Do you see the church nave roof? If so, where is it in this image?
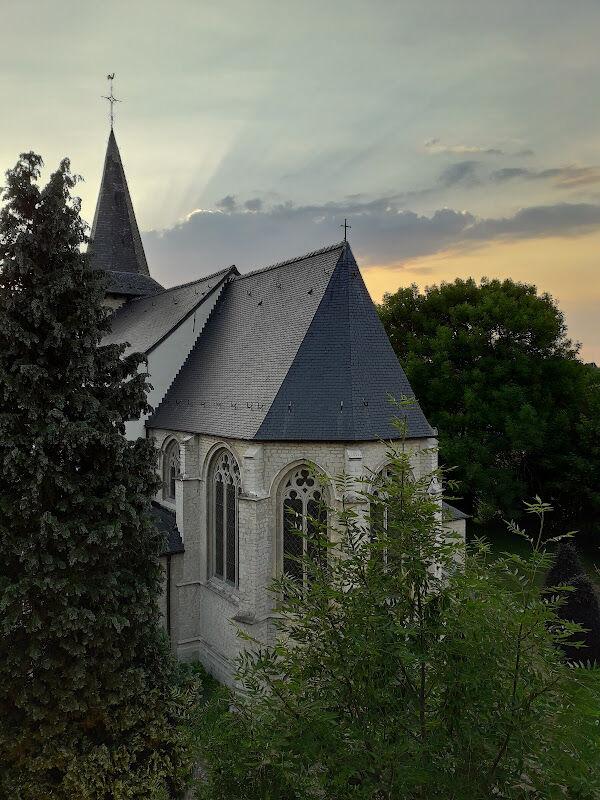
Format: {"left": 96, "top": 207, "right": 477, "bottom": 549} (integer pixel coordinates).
{"left": 103, "top": 266, "right": 237, "bottom": 357}
{"left": 146, "top": 242, "right": 434, "bottom": 442}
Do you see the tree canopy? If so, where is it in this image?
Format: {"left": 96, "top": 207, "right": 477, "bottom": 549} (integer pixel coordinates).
{"left": 0, "top": 153, "right": 193, "bottom": 798}
{"left": 378, "top": 277, "right": 600, "bottom": 528}
{"left": 191, "top": 409, "right": 600, "bottom": 799}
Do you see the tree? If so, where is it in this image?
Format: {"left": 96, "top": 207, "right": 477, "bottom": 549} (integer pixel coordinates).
{"left": 377, "top": 278, "right": 600, "bottom": 527}
{"left": 0, "top": 153, "right": 194, "bottom": 798}
{"left": 544, "top": 542, "right": 585, "bottom": 590}
{"left": 190, "top": 408, "right": 600, "bottom": 799}
{"left": 545, "top": 543, "right": 600, "bottom": 666}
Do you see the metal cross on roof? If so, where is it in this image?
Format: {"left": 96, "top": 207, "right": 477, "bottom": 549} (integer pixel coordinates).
{"left": 102, "top": 73, "right": 121, "bottom": 129}
{"left": 340, "top": 218, "right": 351, "bottom": 241}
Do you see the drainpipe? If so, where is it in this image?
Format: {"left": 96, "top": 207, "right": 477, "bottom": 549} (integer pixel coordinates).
{"left": 166, "top": 553, "right": 171, "bottom": 641}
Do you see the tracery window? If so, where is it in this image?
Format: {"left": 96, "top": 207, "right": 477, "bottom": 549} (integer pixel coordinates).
{"left": 280, "top": 467, "right": 327, "bottom": 588}
{"left": 210, "top": 450, "right": 240, "bottom": 586}
{"left": 163, "top": 440, "right": 180, "bottom": 501}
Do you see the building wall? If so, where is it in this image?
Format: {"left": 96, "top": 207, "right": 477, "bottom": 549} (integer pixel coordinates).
{"left": 150, "top": 428, "right": 444, "bottom": 685}
{"left": 103, "top": 294, "right": 128, "bottom": 311}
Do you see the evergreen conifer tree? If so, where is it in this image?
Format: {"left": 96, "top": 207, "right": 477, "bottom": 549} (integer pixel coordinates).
{"left": 0, "top": 153, "right": 192, "bottom": 799}
{"left": 543, "top": 541, "right": 585, "bottom": 589}
{"left": 557, "top": 573, "right": 600, "bottom": 666}
{"left": 544, "top": 543, "right": 600, "bottom": 666}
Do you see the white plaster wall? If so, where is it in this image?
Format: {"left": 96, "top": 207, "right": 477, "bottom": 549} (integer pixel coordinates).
{"left": 124, "top": 286, "right": 225, "bottom": 440}
{"left": 149, "top": 429, "right": 436, "bottom": 685}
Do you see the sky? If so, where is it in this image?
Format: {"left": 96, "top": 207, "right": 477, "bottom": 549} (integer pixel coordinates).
{"left": 1, "top": 0, "right": 599, "bottom": 362}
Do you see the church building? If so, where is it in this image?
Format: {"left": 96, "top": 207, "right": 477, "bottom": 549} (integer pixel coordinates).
{"left": 90, "top": 130, "right": 467, "bottom": 684}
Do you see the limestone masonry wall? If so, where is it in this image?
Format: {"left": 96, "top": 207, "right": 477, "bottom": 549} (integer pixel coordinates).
{"left": 149, "top": 427, "right": 455, "bottom": 685}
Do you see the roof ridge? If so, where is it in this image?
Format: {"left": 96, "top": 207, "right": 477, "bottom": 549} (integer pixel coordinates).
{"left": 234, "top": 241, "right": 346, "bottom": 281}
{"left": 155, "top": 265, "right": 237, "bottom": 294}
{"left": 121, "top": 266, "right": 237, "bottom": 307}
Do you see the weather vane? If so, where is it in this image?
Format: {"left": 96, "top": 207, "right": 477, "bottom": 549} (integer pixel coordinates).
{"left": 102, "top": 73, "right": 121, "bottom": 129}
{"left": 340, "top": 218, "right": 351, "bottom": 242}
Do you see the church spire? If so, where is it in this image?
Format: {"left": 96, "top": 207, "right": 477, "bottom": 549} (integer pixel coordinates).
{"left": 88, "top": 129, "right": 150, "bottom": 277}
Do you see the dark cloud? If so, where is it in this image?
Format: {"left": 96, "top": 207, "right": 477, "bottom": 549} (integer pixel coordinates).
{"left": 438, "top": 160, "right": 480, "bottom": 187}
{"left": 465, "top": 202, "right": 600, "bottom": 241}
{"left": 143, "top": 197, "right": 600, "bottom": 287}
{"left": 491, "top": 165, "right": 600, "bottom": 189}
{"left": 244, "top": 197, "right": 263, "bottom": 211}
{"left": 216, "top": 194, "right": 237, "bottom": 212}
{"left": 491, "top": 167, "right": 530, "bottom": 182}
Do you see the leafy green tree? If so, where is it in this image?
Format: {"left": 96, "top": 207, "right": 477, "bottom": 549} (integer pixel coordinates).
{"left": 190, "top": 408, "right": 600, "bottom": 799}
{"left": 378, "top": 278, "right": 600, "bottom": 527}
{"left": 0, "top": 153, "right": 194, "bottom": 799}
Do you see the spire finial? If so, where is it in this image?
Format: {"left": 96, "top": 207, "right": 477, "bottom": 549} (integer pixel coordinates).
{"left": 340, "top": 218, "right": 351, "bottom": 242}
{"left": 102, "top": 73, "right": 121, "bottom": 130}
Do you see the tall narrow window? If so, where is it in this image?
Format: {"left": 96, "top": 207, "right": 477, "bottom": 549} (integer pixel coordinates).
{"left": 281, "top": 467, "right": 327, "bottom": 590}
{"left": 163, "top": 440, "right": 180, "bottom": 501}
{"left": 370, "top": 466, "right": 393, "bottom": 563}
{"left": 210, "top": 450, "right": 240, "bottom": 586}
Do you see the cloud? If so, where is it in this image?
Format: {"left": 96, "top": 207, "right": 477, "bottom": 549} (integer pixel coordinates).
{"left": 465, "top": 202, "right": 600, "bottom": 241}
{"left": 438, "top": 160, "right": 480, "bottom": 187}
{"left": 491, "top": 165, "right": 600, "bottom": 189}
{"left": 244, "top": 197, "right": 263, "bottom": 211}
{"left": 425, "top": 138, "right": 504, "bottom": 156}
{"left": 216, "top": 194, "right": 237, "bottom": 212}
{"left": 142, "top": 195, "right": 600, "bottom": 287}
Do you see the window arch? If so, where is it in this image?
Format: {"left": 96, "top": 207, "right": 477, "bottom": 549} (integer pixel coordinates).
{"left": 280, "top": 466, "right": 327, "bottom": 587}
{"left": 210, "top": 449, "right": 241, "bottom": 586}
{"left": 163, "top": 439, "right": 180, "bottom": 501}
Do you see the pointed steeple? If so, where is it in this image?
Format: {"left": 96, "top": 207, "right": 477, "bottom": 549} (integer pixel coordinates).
{"left": 88, "top": 130, "right": 150, "bottom": 277}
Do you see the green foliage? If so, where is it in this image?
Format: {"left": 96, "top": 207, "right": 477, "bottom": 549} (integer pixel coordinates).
{"left": 0, "top": 153, "right": 196, "bottom": 798}
{"left": 377, "top": 277, "right": 600, "bottom": 529}
{"left": 190, "top": 406, "right": 600, "bottom": 799}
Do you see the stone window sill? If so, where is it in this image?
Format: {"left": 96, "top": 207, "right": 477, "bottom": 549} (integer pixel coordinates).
{"left": 206, "top": 578, "right": 240, "bottom": 606}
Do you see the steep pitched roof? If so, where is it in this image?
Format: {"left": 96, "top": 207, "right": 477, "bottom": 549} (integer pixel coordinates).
{"left": 88, "top": 130, "right": 158, "bottom": 293}
{"left": 147, "top": 242, "right": 433, "bottom": 441}
{"left": 103, "top": 266, "right": 237, "bottom": 357}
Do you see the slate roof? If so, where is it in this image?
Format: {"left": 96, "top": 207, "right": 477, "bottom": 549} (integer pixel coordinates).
{"left": 103, "top": 266, "right": 237, "bottom": 357}
{"left": 88, "top": 131, "right": 162, "bottom": 297}
{"left": 150, "top": 502, "right": 184, "bottom": 556}
{"left": 147, "top": 242, "right": 434, "bottom": 441}
{"left": 442, "top": 501, "right": 470, "bottom": 521}
{"left": 104, "top": 271, "right": 164, "bottom": 298}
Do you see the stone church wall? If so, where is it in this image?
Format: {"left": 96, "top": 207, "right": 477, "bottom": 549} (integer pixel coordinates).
{"left": 149, "top": 427, "right": 442, "bottom": 685}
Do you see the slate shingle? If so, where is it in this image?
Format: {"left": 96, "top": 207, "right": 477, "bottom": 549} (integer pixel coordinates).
{"left": 442, "top": 501, "right": 470, "bottom": 521}
{"left": 150, "top": 503, "right": 184, "bottom": 555}
{"left": 88, "top": 130, "right": 150, "bottom": 277}
{"left": 103, "top": 266, "right": 237, "bottom": 356}
{"left": 147, "top": 242, "right": 434, "bottom": 441}
{"left": 256, "top": 244, "right": 433, "bottom": 440}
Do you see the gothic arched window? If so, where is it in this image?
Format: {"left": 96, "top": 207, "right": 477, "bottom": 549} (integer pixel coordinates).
{"left": 210, "top": 450, "right": 241, "bottom": 586}
{"left": 163, "top": 440, "right": 180, "bottom": 501}
{"left": 280, "top": 467, "right": 327, "bottom": 588}
{"left": 370, "top": 465, "right": 393, "bottom": 537}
